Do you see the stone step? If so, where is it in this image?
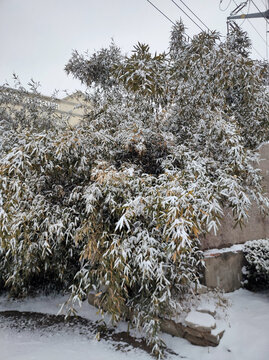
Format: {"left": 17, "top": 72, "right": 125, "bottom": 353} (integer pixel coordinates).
{"left": 88, "top": 292, "right": 225, "bottom": 347}
{"left": 185, "top": 310, "right": 216, "bottom": 331}
{"left": 196, "top": 304, "right": 216, "bottom": 317}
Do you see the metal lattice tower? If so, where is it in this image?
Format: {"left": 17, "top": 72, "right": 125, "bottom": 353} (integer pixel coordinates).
{"left": 227, "top": 1, "right": 269, "bottom": 60}
{"left": 228, "top": 1, "right": 269, "bottom": 20}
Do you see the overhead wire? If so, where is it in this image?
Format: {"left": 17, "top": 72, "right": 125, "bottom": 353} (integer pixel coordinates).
{"left": 251, "top": 43, "right": 265, "bottom": 58}
{"left": 246, "top": 15, "right": 268, "bottom": 45}
{"left": 238, "top": 0, "right": 251, "bottom": 26}
{"left": 219, "top": 0, "right": 232, "bottom": 11}
{"left": 250, "top": 0, "right": 269, "bottom": 24}
{"left": 146, "top": 0, "right": 266, "bottom": 59}
{"left": 233, "top": 0, "right": 268, "bottom": 45}
{"left": 175, "top": 0, "right": 211, "bottom": 32}
{"left": 170, "top": 0, "right": 204, "bottom": 32}
{"left": 145, "top": 0, "right": 191, "bottom": 41}
{"left": 232, "top": 0, "right": 267, "bottom": 57}
{"left": 145, "top": 0, "right": 176, "bottom": 26}
{"left": 263, "top": 0, "right": 269, "bottom": 61}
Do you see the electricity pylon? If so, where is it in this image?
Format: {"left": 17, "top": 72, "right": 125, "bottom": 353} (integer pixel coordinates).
{"left": 226, "top": 0, "right": 269, "bottom": 60}
{"left": 227, "top": 0, "right": 269, "bottom": 20}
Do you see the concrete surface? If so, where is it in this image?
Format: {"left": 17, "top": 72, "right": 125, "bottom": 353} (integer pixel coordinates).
{"left": 203, "top": 250, "right": 246, "bottom": 292}
{"left": 202, "top": 142, "right": 269, "bottom": 250}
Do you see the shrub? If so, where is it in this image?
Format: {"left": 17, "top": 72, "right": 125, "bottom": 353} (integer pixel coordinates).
{"left": 0, "top": 129, "right": 91, "bottom": 296}
{"left": 243, "top": 239, "right": 269, "bottom": 290}
{"left": 1, "top": 22, "right": 269, "bottom": 358}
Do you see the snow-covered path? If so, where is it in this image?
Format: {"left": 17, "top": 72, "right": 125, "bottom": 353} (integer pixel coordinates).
{"left": 0, "top": 289, "right": 268, "bottom": 360}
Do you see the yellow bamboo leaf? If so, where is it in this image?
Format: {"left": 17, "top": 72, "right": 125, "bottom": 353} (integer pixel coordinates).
{"left": 193, "top": 227, "right": 200, "bottom": 237}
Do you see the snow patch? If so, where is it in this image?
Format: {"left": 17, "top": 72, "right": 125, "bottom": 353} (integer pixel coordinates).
{"left": 197, "top": 303, "right": 216, "bottom": 317}
{"left": 204, "top": 244, "right": 244, "bottom": 257}
{"left": 185, "top": 310, "right": 216, "bottom": 331}
{"left": 1, "top": 289, "right": 269, "bottom": 359}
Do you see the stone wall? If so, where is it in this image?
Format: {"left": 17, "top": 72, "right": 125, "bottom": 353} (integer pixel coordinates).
{"left": 201, "top": 142, "right": 269, "bottom": 250}
{"left": 203, "top": 246, "right": 245, "bottom": 292}
{"left": 88, "top": 292, "right": 225, "bottom": 347}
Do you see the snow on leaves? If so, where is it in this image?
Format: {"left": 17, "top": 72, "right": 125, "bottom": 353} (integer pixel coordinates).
{"left": 0, "top": 22, "right": 269, "bottom": 358}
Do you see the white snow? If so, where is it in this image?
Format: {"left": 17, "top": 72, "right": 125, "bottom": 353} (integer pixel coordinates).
{"left": 185, "top": 310, "right": 216, "bottom": 330}
{"left": 0, "top": 294, "right": 145, "bottom": 360}
{"left": 204, "top": 244, "right": 244, "bottom": 257}
{"left": 0, "top": 330, "right": 144, "bottom": 360}
{"left": 163, "top": 289, "right": 269, "bottom": 359}
{"left": 0, "top": 289, "right": 269, "bottom": 360}
{"left": 197, "top": 303, "right": 216, "bottom": 316}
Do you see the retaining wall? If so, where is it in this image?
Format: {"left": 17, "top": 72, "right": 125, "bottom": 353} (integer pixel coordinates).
{"left": 201, "top": 142, "right": 269, "bottom": 250}
{"left": 203, "top": 246, "right": 245, "bottom": 292}
{"left": 201, "top": 143, "right": 269, "bottom": 292}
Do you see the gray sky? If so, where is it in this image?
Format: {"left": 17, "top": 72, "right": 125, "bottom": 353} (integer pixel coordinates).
{"left": 0, "top": 0, "right": 268, "bottom": 97}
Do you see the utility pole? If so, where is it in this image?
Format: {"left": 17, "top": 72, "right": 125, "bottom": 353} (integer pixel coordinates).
{"left": 227, "top": 0, "right": 269, "bottom": 20}
{"left": 226, "top": 1, "right": 269, "bottom": 60}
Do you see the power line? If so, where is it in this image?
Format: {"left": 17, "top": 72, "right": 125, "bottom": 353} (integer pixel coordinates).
{"left": 251, "top": 43, "right": 265, "bottom": 58}
{"left": 264, "top": 0, "right": 269, "bottom": 61}
{"left": 232, "top": 0, "right": 267, "bottom": 56}
{"left": 170, "top": 0, "right": 204, "bottom": 32}
{"left": 176, "top": 0, "right": 211, "bottom": 32}
{"left": 146, "top": 0, "right": 176, "bottom": 26}
{"left": 219, "top": 0, "right": 232, "bottom": 12}
{"left": 250, "top": 0, "right": 269, "bottom": 24}
{"left": 230, "top": 0, "right": 251, "bottom": 26}
{"left": 249, "top": 0, "right": 268, "bottom": 60}
{"left": 240, "top": 0, "right": 251, "bottom": 26}
{"left": 145, "top": 0, "right": 191, "bottom": 41}
{"left": 246, "top": 14, "right": 268, "bottom": 45}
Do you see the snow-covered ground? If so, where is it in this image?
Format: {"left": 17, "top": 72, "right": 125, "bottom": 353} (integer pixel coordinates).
{"left": 0, "top": 288, "right": 268, "bottom": 360}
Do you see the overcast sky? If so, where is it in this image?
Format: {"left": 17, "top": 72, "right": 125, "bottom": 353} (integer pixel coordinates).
{"left": 0, "top": 0, "right": 268, "bottom": 97}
